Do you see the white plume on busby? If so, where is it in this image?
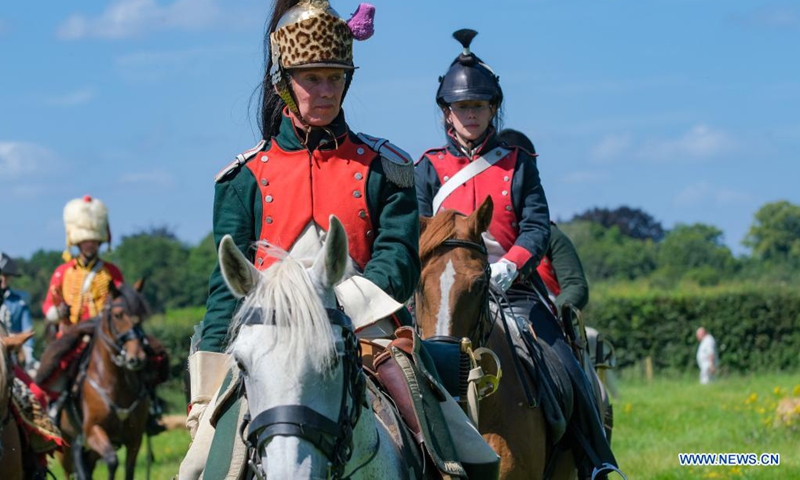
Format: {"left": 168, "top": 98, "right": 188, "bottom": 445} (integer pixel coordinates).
{"left": 63, "top": 195, "right": 110, "bottom": 248}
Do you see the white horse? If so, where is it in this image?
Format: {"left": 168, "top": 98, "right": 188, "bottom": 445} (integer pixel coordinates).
{"left": 218, "top": 216, "right": 409, "bottom": 479}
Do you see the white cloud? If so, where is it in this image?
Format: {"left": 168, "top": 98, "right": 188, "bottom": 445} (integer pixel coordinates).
{"left": 57, "top": 0, "right": 223, "bottom": 40}
{"left": 561, "top": 171, "right": 610, "bottom": 185}
{"left": 734, "top": 6, "right": 800, "bottom": 29}
{"left": 119, "top": 169, "right": 175, "bottom": 188}
{"left": 639, "top": 124, "right": 735, "bottom": 161}
{"left": 590, "top": 124, "right": 735, "bottom": 164}
{"left": 115, "top": 46, "right": 244, "bottom": 82}
{"left": 591, "top": 133, "right": 633, "bottom": 163}
{"left": 9, "top": 184, "right": 49, "bottom": 199}
{"left": 0, "top": 141, "right": 60, "bottom": 179}
{"left": 674, "top": 181, "right": 752, "bottom": 208}
{"left": 44, "top": 88, "right": 96, "bottom": 107}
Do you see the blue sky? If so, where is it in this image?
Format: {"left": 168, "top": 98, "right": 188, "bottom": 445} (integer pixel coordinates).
{"left": 2, "top": 0, "right": 799, "bottom": 258}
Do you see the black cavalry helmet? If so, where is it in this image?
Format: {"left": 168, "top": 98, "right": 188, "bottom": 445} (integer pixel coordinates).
{"left": 0, "top": 252, "right": 20, "bottom": 276}
{"left": 436, "top": 29, "right": 503, "bottom": 106}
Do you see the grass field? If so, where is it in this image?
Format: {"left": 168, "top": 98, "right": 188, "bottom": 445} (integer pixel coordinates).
{"left": 45, "top": 372, "right": 799, "bottom": 479}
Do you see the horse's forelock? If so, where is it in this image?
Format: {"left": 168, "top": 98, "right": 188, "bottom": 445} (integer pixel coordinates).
{"left": 117, "top": 283, "right": 150, "bottom": 318}
{"left": 419, "top": 210, "right": 465, "bottom": 262}
{"left": 229, "top": 254, "right": 336, "bottom": 374}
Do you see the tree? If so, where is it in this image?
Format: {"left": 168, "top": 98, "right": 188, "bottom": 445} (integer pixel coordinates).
{"left": 657, "top": 223, "right": 736, "bottom": 285}
{"left": 109, "top": 226, "right": 191, "bottom": 312}
{"left": 14, "top": 249, "right": 64, "bottom": 317}
{"left": 185, "top": 233, "right": 217, "bottom": 306}
{"left": 570, "top": 206, "right": 665, "bottom": 242}
{"left": 560, "top": 220, "right": 658, "bottom": 282}
{"left": 744, "top": 201, "right": 800, "bottom": 263}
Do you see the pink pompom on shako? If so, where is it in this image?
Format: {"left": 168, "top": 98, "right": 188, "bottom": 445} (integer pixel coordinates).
{"left": 347, "top": 3, "right": 375, "bottom": 41}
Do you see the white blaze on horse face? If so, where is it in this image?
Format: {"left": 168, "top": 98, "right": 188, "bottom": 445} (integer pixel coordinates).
{"left": 436, "top": 260, "right": 457, "bottom": 336}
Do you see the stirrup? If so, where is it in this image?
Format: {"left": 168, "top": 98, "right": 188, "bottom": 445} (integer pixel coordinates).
{"left": 591, "top": 463, "right": 627, "bottom": 480}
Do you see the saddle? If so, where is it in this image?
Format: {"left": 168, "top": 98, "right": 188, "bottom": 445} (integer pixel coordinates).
{"left": 10, "top": 371, "right": 66, "bottom": 454}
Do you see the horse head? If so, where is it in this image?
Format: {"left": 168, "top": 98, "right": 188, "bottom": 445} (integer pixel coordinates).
{"left": 0, "top": 330, "right": 34, "bottom": 422}
{"left": 416, "top": 196, "right": 493, "bottom": 343}
{"left": 220, "top": 215, "right": 368, "bottom": 479}
{"left": 99, "top": 280, "right": 149, "bottom": 371}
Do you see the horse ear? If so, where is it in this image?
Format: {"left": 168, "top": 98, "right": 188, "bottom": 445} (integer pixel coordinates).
{"left": 108, "top": 280, "right": 122, "bottom": 299}
{"left": 2, "top": 331, "right": 34, "bottom": 352}
{"left": 219, "top": 235, "right": 259, "bottom": 298}
{"left": 313, "top": 215, "right": 349, "bottom": 287}
{"left": 133, "top": 278, "right": 146, "bottom": 293}
{"left": 419, "top": 215, "right": 431, "bottom": 236}
{"left": 469, "top": 195, "right": 494, "bottom": 235}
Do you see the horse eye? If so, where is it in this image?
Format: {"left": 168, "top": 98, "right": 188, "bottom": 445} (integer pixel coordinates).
{"left": 236, "top": 360, "right": 247, "bottom": 374}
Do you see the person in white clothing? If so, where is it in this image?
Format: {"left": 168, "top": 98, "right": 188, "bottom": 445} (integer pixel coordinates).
{"left": 696, "top": 327, "right": 717, "bottom": 384}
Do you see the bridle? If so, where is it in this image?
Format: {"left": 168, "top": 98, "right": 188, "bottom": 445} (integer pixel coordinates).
{"left": 242, "top": 308, "right": 367, "bottom": 480}
{"left": 96, "top": 298, "right": 147, "bottom": 369}
{"left": 82, "top": 295, "right": 149, "bottom": 422}
{"left": 423, "top": 238, "right": 496, "bottom": 348}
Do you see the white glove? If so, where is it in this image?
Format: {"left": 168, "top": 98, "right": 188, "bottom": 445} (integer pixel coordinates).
{"left": 490, "top": 259, "right": 518, "bottom": 292}
{"left": 186, "top": 401, "right": 209, "bottom": 439}
{"left": 186, "top": 351, "right": 231, "bottom": 440}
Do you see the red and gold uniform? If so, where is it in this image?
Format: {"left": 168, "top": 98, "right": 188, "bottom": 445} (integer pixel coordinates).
{"left": 42, "top": 257, "right": 124, "bottom": 325}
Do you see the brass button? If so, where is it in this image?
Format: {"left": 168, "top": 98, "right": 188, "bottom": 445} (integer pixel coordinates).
{"left": 357, "top": 148, "right": 365, "bottom": 155}
{"left": 359, "top": 210, "right": 367, "bottom": 219}
{"left": 505, "top": 205, "right": 512, "bottom": 211}
{"left": 443, "top": 176, "right": 450, "bottom": 182}
{"left": 257, "top": 257, "right": 264, "bottom": 265}
{"left": 265, "top": 195, "right": 273, "bottom": 203}
{"left": 354, "top": 172, "right": 363, "bottom": 180}
{"left": 511, "top": 221, "right": 518, "bottom": 228}
{"left": 496, "top": 150, "right": 502, "bottom": 156}
{"left": 502, "top": 190, "right": 508, "bottom": 196}
{"left": 261, "top": 178, "right": 269, "bottom": 186}
{"left": 366, "top": 230, "right": 373, "bottom": 238}
{"left": 503, "top": 176, "right": 510, "bottom": 182}
{"left": 260, "top": 155, "right": 269, "bottom": 163}
{"left": 438, "top": 154, "right": 444, "bottom": 160}
{"left": 353, "top": 191, "right": 362, "bottom": 198}
{"left": 265, "top": 217, "right": 273, "bottom": 224}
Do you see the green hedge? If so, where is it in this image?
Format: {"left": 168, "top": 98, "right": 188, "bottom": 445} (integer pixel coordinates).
{"left": 146, "top": 306, "right": 204, "bottom": 382}
{"left": 585, "top": 285, "right": 800, "bottom": 373}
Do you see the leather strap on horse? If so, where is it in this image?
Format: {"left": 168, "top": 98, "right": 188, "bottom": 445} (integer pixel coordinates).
{"left": 490, "top": 287, "right": 538, "bottom": 409}
{"left": 374, "top": 328, "right": 467, "bottom": 479}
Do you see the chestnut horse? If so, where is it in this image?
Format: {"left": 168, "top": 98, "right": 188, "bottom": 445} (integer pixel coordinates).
{"left": 0, "top": 330, "right": 35, "bottom": 480}
{"left": 59, "top": 280, "right": 151, "bottom": 480}
{"left": 415, "top": 197, "right": 576, "bottom": 480}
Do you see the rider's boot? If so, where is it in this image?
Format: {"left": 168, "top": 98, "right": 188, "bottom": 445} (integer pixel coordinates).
{"left": 146, "top": 389, "right": 167, "bottom": 436}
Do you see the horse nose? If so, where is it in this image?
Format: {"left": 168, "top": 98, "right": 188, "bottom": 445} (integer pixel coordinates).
{"left": 126, "top": 355, "right": 145, "bottom": 371}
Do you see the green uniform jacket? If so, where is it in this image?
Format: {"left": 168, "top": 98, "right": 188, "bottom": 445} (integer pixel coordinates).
{"left": 197, "top": 112, "right": 420, "bottom": 353}
{"left": 548, "top": 223, "right": 589, "bottom": 311}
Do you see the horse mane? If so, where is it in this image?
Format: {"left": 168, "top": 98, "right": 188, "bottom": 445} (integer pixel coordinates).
{"left": 116, "top": 283, "right": 150, "bottom": 318}
{"left": 0, "top": 339, "right": 8, "bottom": 407}
{"left": 419, "top": 210, "right": 464, "bottom": 263}
{"left": 227, "top": 245, "right": 336, "bottom": 374}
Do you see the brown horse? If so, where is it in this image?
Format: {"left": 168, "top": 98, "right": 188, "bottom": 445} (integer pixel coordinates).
{"left": 415, "top": 197, "right": 577, "bottom": 480}
{"left": 58, "top": 280, "right": 151, "bottom": 480}
{"left": 0, "top": 330, "right": 35, "bottom": 480}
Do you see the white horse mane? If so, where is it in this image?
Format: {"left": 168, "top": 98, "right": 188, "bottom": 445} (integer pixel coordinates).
{"left": 227, "top": 243, "right": 337, "bottom": 374}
